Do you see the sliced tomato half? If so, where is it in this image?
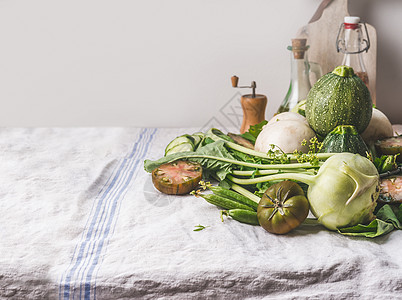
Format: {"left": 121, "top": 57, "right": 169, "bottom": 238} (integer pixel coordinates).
{"left": 152, "top": 160, "right": 202, "bottom": 195}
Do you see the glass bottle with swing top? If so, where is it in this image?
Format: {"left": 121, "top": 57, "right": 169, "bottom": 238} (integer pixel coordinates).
{"left": 336, "top": 16, "right": 370, "bottom": 87}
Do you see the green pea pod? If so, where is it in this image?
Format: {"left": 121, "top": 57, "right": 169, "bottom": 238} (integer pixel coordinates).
{"left": 199, "top": 194, "right": 254, "bottom": 211}
{"left": 208, "top": 186, "right": 258, "bottom": 211}
{"left": 222, "top": 209, "right": 260, "bottom": 225}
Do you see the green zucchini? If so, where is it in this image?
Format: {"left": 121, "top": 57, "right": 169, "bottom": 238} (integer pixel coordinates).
{"left": 320, "top": 125, "right": 369, "bottom": 156}
{"left": 305, "top": 65, "right": 372, "bottom": 136}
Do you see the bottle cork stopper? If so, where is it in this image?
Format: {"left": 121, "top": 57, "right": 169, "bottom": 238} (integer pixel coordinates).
{"left": 291, "top": 38, "right": 307, "bottom": 59}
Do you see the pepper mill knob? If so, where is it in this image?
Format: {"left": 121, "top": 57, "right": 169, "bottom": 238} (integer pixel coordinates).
{"left": 231, "top": 76, "right": 239, "bottom": 87}
{"left": 231, "top": 75, "right": 268, "bottom": 134}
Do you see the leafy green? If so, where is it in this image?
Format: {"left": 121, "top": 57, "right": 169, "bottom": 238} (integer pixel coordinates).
{"left": 218, "top": 179, "right": 232, "bottom": 190}
{"left": 381, "top": 155, "right": 399, "bottom": 172}
{"left": 337, "top": 219, "right": 394, "bottom": 238}
{"left": 398, "top": 204, "right": 402, "bottom": 222}
{"left": 144, "top": 140, "right": 235, "bottom": 180}
{"left": 337, "top": 204, "right": 402, "bottom": 238}
{"left": 376, "top": 204, "right": 402, "bottom": 229}
{"left": 212, "top": 129, "right": 234, "bottom": 142}
{"left": 145, "top": 135, "right": 325, "bottom": 182}
{"left": 240, "top": 120, "right": 268, "bottom": 144}
{"left": 371, "top": 154, "right": 399, "bottom": 174}
{"left": 193, "top": 224, "right": 209, "bottom": 231}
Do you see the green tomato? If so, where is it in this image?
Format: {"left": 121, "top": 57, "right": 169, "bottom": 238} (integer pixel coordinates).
{"left": 257, "top": 181, "right": 309, "bottom": 234}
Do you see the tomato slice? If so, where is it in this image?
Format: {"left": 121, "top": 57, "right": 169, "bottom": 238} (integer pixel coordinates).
{"left": 257, "top": 181, "right": 309, "bottom": 234}
{"left": 152, "top": 160, "right": 202, "bottom": 195}
{"left": 375, "top": 135, "right": 402, "bottom": 162}
{"left": 379, "top": 175, "right": 402, "bottom": 203}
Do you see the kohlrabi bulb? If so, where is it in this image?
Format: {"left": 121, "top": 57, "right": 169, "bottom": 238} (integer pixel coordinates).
{"left": 307, "top": 153, "right": 379, "bottom": 230}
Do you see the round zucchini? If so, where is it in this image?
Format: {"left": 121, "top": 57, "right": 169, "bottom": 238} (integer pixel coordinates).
{"left": 320, "top": 125, "right": 369, "bottom": 156}
{"left": 305, "top": 66, "right": 372, "bottom": 137}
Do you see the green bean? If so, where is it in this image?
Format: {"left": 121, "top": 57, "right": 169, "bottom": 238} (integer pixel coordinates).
{"left": 222, "top": 209, "right": 260, "bottom": 225}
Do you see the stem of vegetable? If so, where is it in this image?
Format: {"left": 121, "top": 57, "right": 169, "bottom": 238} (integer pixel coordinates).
{"left": 231, "top": 168, "right": 318, "bottom": 176}
{"left": 302, "top": 218, "right": 320, "bottom": 225}
{"left": 339, "top": 162, "right": 379, "bottom": 205}
{"left": 227, "top": 172, "right": 316, "bottom": 187}
{"left": 144, "top": 154, "right": 325, "bottom": 172}
{"left": 207, "top": 128, "right": 334, "bottom": 161}
{"left": 225, "top": 139, "right": 333, "bottom": 161}
{"left": 230, "top": 183, "right": 261, "bottom": 203}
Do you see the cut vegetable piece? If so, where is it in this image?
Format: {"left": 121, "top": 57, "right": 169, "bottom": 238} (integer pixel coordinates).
{"left": 379, "top": 175, "right": 402, "bottom": 203}
{"left": 190, "top": 132, "right": 204, "bottom": 148}
{"left": 152, "top": 160, "right": 202, "bottom": 195}
{"left": 165, "top": 135, "right": 194, "bottom": 156}
{"left": 165, "top": 143, "right": 194, "bottom": 155}
{"left": 375, "top": 135, "right": 402, "bottom": 162}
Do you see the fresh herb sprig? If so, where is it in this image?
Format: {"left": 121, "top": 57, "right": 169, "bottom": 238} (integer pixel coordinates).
{"left": 293, "top": 137, "right": 323, "bottom": 166}
{"left": 193, "top": 224, "right": 209, "bottom": 231}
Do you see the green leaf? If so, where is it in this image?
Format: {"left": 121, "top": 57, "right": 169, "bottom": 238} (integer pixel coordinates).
{"left": 338, "top": 219, "right": 394, "bottom": 238}
{"left": 376, "top": 204, "right": 402, "bottom": 229}
{"left": 193, "top": 224, "right": 208, "bottom": 231}
{"left": 338, "top": 204, "right": 402, "bottom": 238}
{"left": 373, "top": 154, "right": 399, "bottom": 174}
{"left": 144, "top": 140, "right": 235, "bottom": 180}
{"left": 241, "top": 132, "right": 257, "bottom": 144}
{"left": 380, "top": 155, "right": 399, "bottom": 173}
{"left": 218, "top": 179, "right": 232, "bottom": 190}
{"left": 208, "top": 128, "right": 234, "bottom": 142}
{"left": 397, "top": 204, "right": 402, "bottom": 223}
{"left": 240, "top": 120, "right": 268, "bottom": 143}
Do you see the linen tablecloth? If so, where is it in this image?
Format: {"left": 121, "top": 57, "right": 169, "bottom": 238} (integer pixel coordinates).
{"left": 1, "top": 128, "right": 401, "bottom": 299}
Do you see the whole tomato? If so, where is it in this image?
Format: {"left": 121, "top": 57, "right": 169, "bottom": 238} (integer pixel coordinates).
{"left": 257, "top": 181, "right": 309, "bottom": 234}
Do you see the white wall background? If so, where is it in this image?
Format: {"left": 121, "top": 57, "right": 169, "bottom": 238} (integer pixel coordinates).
{"left": 0, "top": 0, "right": 401, "bottom": 128}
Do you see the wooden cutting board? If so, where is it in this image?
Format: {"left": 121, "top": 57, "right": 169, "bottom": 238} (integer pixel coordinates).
{"left": 296, "top": 0, "right": 377, "bottom": 104}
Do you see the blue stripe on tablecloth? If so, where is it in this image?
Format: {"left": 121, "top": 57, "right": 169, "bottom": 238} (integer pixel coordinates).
{"left": 59, "top": 128, "right": 157, "bottom": 300}
{"left": 90, "top": 129, "right": 157, "bottom": 299}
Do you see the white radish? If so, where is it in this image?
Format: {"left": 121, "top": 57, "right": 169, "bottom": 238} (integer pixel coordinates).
{"left": 255, "top": 120, "right": 316, "bottom": 154}
{"left": 361, "top": 108, "right": 393, "bottom": 144}
{"left": 267, "top": 112, "right": 309, "bottom": 126}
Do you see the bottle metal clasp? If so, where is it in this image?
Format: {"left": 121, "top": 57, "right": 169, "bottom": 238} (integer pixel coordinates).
{"left": 336, "top": 22, "right": 371, "bottom": 54}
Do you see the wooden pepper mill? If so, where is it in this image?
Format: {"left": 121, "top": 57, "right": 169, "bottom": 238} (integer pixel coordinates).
{"left": 231, "top": 76, "right": 267, "bottom": 134}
